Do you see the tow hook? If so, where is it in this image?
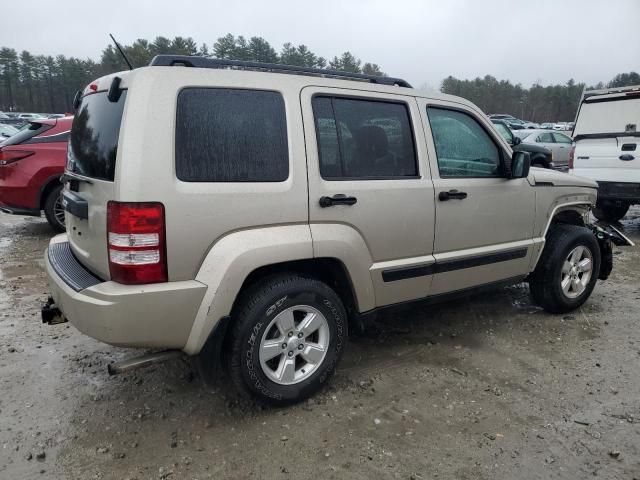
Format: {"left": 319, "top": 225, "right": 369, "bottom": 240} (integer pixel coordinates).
{"left": 41, "top": 296, "right": 67, "bottom": 325}
{"left": 588, "top": 223, "right": 635, "bottom": 281}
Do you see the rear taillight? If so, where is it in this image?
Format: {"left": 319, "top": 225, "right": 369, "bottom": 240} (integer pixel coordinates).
{"left": 569, "top": 145, "right": 576, "bottom": 169}
{"left": 107, "top": 202, "right": 167, "bottom": 284}
{"left": 0, "top": 149, "right": 34, "bottom": 165}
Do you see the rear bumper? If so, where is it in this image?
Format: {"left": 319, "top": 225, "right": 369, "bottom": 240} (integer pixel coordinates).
{"left": 596, "top": 181, "right": 640, "bottom": 204}
{"left": 44, "top": 234, "right": 207, "bottom": 349}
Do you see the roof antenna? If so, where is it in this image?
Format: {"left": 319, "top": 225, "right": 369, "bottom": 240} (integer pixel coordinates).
{"left": 109, "top": 33, "right": 133, "bottom": 70}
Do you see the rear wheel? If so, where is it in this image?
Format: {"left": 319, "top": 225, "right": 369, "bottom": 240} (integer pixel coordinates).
{"left": 225, "top": 274, "right": 347, "bottom": 405}
{"left": 529, "top": 224, "right": 600, "bottom": 313}
{"left": 592, "top": 201, "right": 629, "bottom": 222}
{"left": 43, "top": 184, "right": 65, "bottom": 233}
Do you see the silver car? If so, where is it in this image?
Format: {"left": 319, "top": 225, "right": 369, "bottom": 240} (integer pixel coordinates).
{"left": 514, "top": 129, "right": 573, "bottom": 168}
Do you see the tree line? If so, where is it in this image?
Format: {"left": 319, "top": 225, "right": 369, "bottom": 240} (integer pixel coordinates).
{"left": 441, "top": 71, "right": 639, "bottom": 123}
{"left": 0, "top": 34, "right": 384, "bottom": 113}
{"left": 1, "top": 33, "right": 638, "bottom": 120}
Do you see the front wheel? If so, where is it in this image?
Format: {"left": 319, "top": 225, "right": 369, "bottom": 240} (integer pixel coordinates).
{"left": 226, "top": 275, "right": 347, "bottom": 405}
{"left": 43, "top": 184, "right": 65, "bottom": 233}
{"left": 592, "top": 202, "right": 629, "bottom": 222}
{"left": 529, "top": 224, "right": 601, "bottom": 314}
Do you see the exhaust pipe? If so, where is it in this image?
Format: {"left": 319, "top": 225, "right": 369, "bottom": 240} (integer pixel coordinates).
{"left": 41, "top": 297, "right": 67, "bottom": 325}
{"left": 107, "top": 350, "right": 183, "bottom": 376}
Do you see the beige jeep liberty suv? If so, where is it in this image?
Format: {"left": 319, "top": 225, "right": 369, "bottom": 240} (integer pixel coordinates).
{"left": 42, "top": 55, "right": 623, "bottom": 405}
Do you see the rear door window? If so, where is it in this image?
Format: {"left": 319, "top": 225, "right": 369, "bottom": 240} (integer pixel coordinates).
{"left": 552, "top": 133, "right": 572, "bottom": 143}
{"left": 68, "top": 91, "right": 127, "bottom": 181}
{"left": 537, "top": 132, "right": 555, "bottom": 143}
{"left": 175, "top": 88, "right": 288, "bottom": 182}
{"left": 311, "top": 96, "right": 418, "bottom": 179}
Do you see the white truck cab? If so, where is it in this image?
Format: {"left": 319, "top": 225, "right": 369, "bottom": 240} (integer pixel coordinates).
{"left": 570, "top": 85, "right": 640, "bottom": 222}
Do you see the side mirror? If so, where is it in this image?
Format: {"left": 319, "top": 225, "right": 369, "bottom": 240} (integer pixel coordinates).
{"left": 509, "top": 151, "right": 531, "bottom": 178}
{"left": 513, "top": 136, "right": 522, "bottom": 145}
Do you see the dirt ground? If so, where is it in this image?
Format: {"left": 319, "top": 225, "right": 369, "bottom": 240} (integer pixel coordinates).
{"left": 0, "top": 210, "right": 639, "bottom": 480}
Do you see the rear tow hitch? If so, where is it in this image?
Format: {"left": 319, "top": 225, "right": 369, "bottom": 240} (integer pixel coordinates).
{"left": 589, "top": 223, "right": 635, "bottom": 281}
{"left": 41, "top": 296, "right": 67, "bottom": 325}
{"left": 107, "top": 350, "right": 183, "bottom": 376}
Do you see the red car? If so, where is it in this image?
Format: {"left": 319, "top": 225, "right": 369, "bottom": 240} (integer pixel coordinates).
{"left": 0, "top": 117, "right": 71, "bottom": 232}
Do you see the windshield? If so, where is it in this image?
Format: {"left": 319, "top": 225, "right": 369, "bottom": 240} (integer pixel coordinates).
{"left": 574, "top": 96, "right": 640, "bottom": 135}
{"left": 513, "top": 130, "right": 532, "bottom": 139}
{"left": 68, "top": 90, "right": 127, "bottom": 181}
{"left": 1, "top": 122, "right": 53, "bottom": 146}
{"left": 492, "top": 122, "right": 512, "bottom": 142}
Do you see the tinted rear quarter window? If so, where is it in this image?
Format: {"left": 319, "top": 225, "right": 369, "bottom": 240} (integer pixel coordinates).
{"left": 68, "top": 91, "right": 127, "bottom": 181}
{"left": 175, "top": 88, "right": 288, "bottom": 182}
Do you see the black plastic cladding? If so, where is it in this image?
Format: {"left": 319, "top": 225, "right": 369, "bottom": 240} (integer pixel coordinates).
{"left": 149, "top": 55, "right": 413, "bottom": 88}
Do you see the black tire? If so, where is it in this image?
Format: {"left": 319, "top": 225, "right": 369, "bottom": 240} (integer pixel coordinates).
{"left": 529, "top": 224, "right": 601, "bottom": 314}
{"left": 592, "top": 202, "right": 629, "bottom": 222}
{"left": 43, "top": 184, "right": 65, "bottom": 233}
{"left": 226, "top": 274, "right": 347, "bottom": 405}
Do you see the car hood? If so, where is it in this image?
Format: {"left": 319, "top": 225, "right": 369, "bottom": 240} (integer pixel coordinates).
{"left": 531, "top": 168, "right": 598, "bottom": 188}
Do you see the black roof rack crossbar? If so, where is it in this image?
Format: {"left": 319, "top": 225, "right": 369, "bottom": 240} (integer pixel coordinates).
{"left": 149, "top": 55, "right": 412, "bottom": 88}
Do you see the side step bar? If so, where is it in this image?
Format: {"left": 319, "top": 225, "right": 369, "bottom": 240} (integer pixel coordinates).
{"left": 107, "top": 350, "right": 183, "bottom": 376}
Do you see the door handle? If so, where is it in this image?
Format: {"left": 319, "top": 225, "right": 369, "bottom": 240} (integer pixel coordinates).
{"left": 619, "top": 154, "right": 635, "bottom": 161}
{"left": 439, "top": 190, "right": 468, "bottom": 201}
{"left": 319, "top": 194, "right": 358, "bottom": 208}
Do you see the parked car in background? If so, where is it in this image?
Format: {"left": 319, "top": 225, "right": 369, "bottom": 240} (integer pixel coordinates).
{"left": 488, "top": 113, "right": 516, "bottom": 121}
{"left": 0, "top": 116, "right": 71, "bottom": 231}
{"left": 17, "top": 113, "right": 45, "bottom": 120}
{"left": 0, "top": 124, "right": 19, "bottom": 140}
{"left": 505, "top": 119, "right": 526, "bottom": 130}
{"left": 0, "top": 112, "right": 28, "bottom": 127}
{"left": 571, "top": 84, "right": 640, "bottom": 222}
{"left": 514, "top": 129, "right": 573, "bottom": 169}
{"left": 553, "top": 122, "right": 571, "bottom": 131}
{"left": 492, "top": 120, "right": 554, "bottom": 168}
{"left": 540, "top": 122, "right": 555, "bottom": 129}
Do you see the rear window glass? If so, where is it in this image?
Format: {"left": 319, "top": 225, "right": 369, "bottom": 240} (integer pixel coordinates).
{"left": 574, "top": 96, "right": 640, "bottom": 136}
{"left": 68, "top": 91, "right": 127, "bottom": 181}
{"left": 1, "top": 122, "right": 52, "bottom": 146}
{"left": 175, "top": 88, "right": 288, "bottom": 182}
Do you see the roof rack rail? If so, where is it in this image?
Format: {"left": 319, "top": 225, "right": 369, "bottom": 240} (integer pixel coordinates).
{"left": 149, "top": 55, "right": 412, "bottom": 88}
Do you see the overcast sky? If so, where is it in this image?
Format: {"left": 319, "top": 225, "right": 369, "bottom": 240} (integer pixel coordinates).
{"left": 3, "top": 0, "right": 638, "bottom": 88}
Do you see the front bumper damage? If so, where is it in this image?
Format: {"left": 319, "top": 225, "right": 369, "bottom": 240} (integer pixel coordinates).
{"left": 589, "top": 223, "right": 635, "bottom": 280}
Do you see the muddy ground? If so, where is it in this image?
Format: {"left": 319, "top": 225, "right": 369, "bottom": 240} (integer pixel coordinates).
{"left": 0, "top": 210, "right": 639, "bottom": 480}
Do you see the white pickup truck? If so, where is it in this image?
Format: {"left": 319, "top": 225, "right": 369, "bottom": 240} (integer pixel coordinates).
{"left": 570, "top": 85, "right": 640, "bottom": 222}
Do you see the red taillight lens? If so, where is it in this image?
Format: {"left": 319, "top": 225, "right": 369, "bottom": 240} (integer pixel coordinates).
{"left": 0, "top": 149, "right": 34, "bottom": 165}
{"left": 107, "top": 201, "right": 167, "bottom": 284}
{"left": 569, "top": 145, "right": 576, "bottom": 169}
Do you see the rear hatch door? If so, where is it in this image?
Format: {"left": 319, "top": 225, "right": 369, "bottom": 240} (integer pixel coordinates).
{"left": 572, "top": 93, "right": 640, "bottom": 181}
{"left": 64, "top": 83, "right": 127, "bottom": 279}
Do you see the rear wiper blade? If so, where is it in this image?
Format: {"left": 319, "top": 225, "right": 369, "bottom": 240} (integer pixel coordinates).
{"left": 60, "top": 172, "right": 93, "bottom": 185}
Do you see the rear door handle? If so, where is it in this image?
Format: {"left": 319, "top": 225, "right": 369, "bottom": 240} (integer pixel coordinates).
{"left": 439, "top": 190, "right": 468, "bottom": 201}
{"left": 619, "top": 154, "right": 635, "bottom": 161}
{"left": 319, "top": 194, "right": 358, "bottom": 208}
